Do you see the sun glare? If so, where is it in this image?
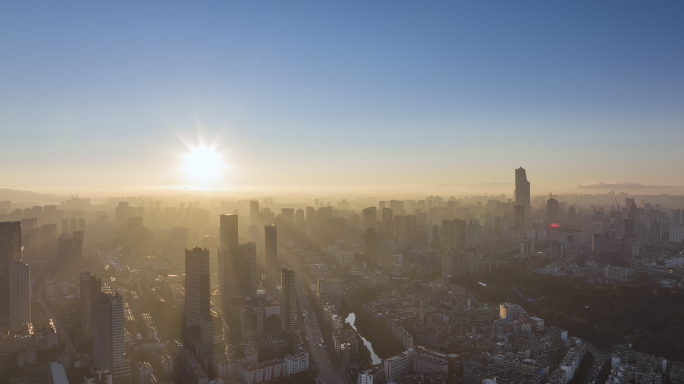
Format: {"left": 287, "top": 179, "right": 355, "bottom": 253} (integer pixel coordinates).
{"left": 182, "top": 145, "right": 225, "bottom": 185}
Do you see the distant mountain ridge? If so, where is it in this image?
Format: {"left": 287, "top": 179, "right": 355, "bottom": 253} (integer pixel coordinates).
{"left": 0, "top": 188, "right": 69, "bottom": 204}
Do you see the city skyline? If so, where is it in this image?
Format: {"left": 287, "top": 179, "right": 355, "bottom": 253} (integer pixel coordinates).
{"left": 1, "top": 2, "right": 683, "bottom": 193}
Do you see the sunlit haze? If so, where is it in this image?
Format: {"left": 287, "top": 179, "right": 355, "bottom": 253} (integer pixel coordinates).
{"left": 2, "top": 3, "right": 684, "bottom": 383}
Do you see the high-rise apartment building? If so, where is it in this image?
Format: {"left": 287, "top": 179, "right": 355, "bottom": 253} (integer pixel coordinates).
{"left": 0, "top": 221, "right": 22, "bottom": 323}
{"left": 265, "top": 224, "right": 278, "bottom": 286}
{"left": 185, "top": 247, "right": 210, "bottom": 330}
{"left": 10, "top": 261, "right": 30, "bottom": 331}
{"left": 515, "top": 167, "right": 531, "bottom": 221}
{"left": 94, "top": 291, "right": 130, "bottom": 381}
{"left": 240, "top": 306, "right": 264, "bottom": 340}
{"left": 280, "top": 268, "right": 296, "bottom": 332}
{"left": 80, "top": 271, "right": 102, "bottom": 340}
{"left": 219, "top": 214, "right": 238, "bottom": 250}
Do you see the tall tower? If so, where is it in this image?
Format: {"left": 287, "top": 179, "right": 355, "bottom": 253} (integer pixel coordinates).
{"left": 515, "top": 167, "right": 531, "bottom": 220}
{"left": 264, "top": 224, "right": 278, "bottom": 286}
{"left": 280, "top": 268, "right": 296, "bottom": 332}
{"left": 94, "top": 291, "right": 130, "bottom": 381}
{"left": 218, "top": 243, "right": 256, "bottom": 301}
{"left": 80, "top": 271, "right": 102, "bottom": 340}
{"left": 249, "top": 200, "right": 260, "bottom": 226}
{"left": 185, "top": 247, "right": 210, "bottom": 330}
{"left": 0, "top": 221, "right": 22, "bottom": 323}
{"left": 10, "top": 261, "right": 30, "bottom": 331}
{"left": 362, "top": 207, "right": 376, "bottom": 230}
{"left": 219, "top": 214, "right": 238, "bottom": 250}
{"left": 547, "top": 194, "right": 559, "bottom": 223}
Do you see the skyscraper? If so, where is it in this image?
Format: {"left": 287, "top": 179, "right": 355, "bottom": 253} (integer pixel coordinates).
{"left": 280, "top": 268, "right": 296, "bottom": 332}
{"left": 80, "top": 271, "right": 102, "bottom": 340}
{"left": 94, "top": 291, "right": 130, "bottom": 381}
{"left": 515, "top": 167, "right": 531, "bottom": 220}
{"left": 10, "top": 261, "right": 30, "bottom": 331}
{"left": 265, "top": 224, "right": 278, "bottom": 286}
{"left": 185, "top": 247, "right": 210, "bottom": 330}
{"left": 514, "top": 205, "right": 527, "bottom": 238}
{"left": 0, "top": 221, "right": 22, "bottom": 323}
{"left": 218, "top": 243, "right": 256, "bottom": 301}
{"left": 547, "top": 195, "right": 559, "bottom": 223}
{"left": 362, "top": 207, "right": 376, "bottom": 230}
{"left": 58, "top": 233, "right": 83, "bottom": 278}
{"left": 250, "top": 200, "right": 259, "bottom": 226}
{"left": 219, "top": 214, "right": 238, "bottom": 250}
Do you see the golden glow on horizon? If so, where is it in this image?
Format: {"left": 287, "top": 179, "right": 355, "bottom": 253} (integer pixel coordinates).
{"left": 181, "top": 145, "right": 226, "bottom": 185}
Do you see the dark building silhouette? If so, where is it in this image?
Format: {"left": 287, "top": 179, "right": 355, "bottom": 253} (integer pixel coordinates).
{"left": 547, "top": 195, "right": 559, "bottom": 223}
{"left": 515, "top": 167, "right": 531, "bottom": 220}
{"left": 280, "top": 268, "right": 296, "bottom": 332}
{"left": 265, "top": 224, "right": 278, "bottom": 286}
{"left": 219, "top": 214, "right": 238, "bottom": 250}
{"left": 0, "top": 221, "right": 22, "bottom": 323}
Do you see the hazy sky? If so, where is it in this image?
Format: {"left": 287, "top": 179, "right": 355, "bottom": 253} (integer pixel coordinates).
{"left": 1, "top": 2, "right": 683, "bottom": 193}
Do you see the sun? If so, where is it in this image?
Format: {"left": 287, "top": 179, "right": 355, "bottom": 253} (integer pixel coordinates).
{"left": 181, "top": 145, "right": 226, "bottom": 184}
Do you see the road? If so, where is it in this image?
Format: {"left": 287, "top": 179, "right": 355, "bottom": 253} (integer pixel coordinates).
{"left": 37, "top": 285, "right": 74, "bottom": 352}
{"left": 582, "top": 343, "right": 612, "bottom": 384}
{"left": 295, "top": 280, "right": 349, "bottom": 384}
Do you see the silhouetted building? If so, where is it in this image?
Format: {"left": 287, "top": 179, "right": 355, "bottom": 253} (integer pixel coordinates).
{"left": 81, "top": 271, "right": 102, "bottom": 340}
{"left": 0, "top": 221, "right": 22, "bottom": 323}
{"left": 250, "top": 200, "right": 259, "bottom": 226}
{"left": 265, "top": 224, "right": 278, "bottom": 286}
{"left": 10, "top": 261, "right": 30, "bottom": 331}
{"left": 218, "top": 243, "right": 256, "bottom": 301}
{"left": 94, "top": 291, "right": 130, "bottom": 381}
{"left": 280, "top": 268, "right": 296, "bottom": 332}
{"left": 185, "top": 248, "right": 211, "bottom": 330}
{"left": 547, "top": 195, "right": 559, "bottom": 223}
{"left": 515, "top": 167, "right": 531, "bottom": 220}
{"left": 219, "top": 214, "right": 238, "bottom": 250}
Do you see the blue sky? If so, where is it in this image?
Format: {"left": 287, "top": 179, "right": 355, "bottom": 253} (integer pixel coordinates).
{"left": 1, "top": 1, "right": 683, "bottom": 192}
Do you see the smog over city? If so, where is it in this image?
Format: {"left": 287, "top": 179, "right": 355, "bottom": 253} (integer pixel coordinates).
{"left": 1, "top": 2, "right": 683, "bottom": 384}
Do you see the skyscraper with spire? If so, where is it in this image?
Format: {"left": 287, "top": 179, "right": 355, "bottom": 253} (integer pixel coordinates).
{"left": 515, "top": 167, "right": 531, "bottom": 220}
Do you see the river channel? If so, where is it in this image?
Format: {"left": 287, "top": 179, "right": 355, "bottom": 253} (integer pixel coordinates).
{"left": 344, "top": 312, "right": 382, "bottom": 365}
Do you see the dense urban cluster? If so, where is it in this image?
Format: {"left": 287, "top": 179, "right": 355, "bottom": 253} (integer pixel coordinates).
{"left": 1, "top": 168, "right": 684, "bottom": 384}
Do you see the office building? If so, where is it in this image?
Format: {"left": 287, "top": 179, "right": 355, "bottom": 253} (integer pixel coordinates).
{"left": 265, "top": 224, "right": 278, "bottom": 286}
{"left": 515, "top": 167, "right": 531, "bottom": 220}
{"left": 80, "top": 271, "right": 102, "bottom": 340}
{"left": 514, "top": 205, "right": 526, "bottom": 238}
{"left": 94, "top": 291, "right": 130, "bottom": 381}
{"left": 250, "top": 200, "right": 259, "bottom": 225}
{"left": 10, "top": 261, "right": 30, "bottom": 331}
{"left": 219, "top": 214, "right": 238, "bottom": 250}
{"left": 185, "top": 248, "right": 211, "bottom": 330}
{"left": 280, "top": 269, "right": 296, "bottom": 332}
{"left": 0, "top": 221, "right": 22, "bottom": 323}
{"left": 58, "top": 233, "right": 83, "bottom": 278}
